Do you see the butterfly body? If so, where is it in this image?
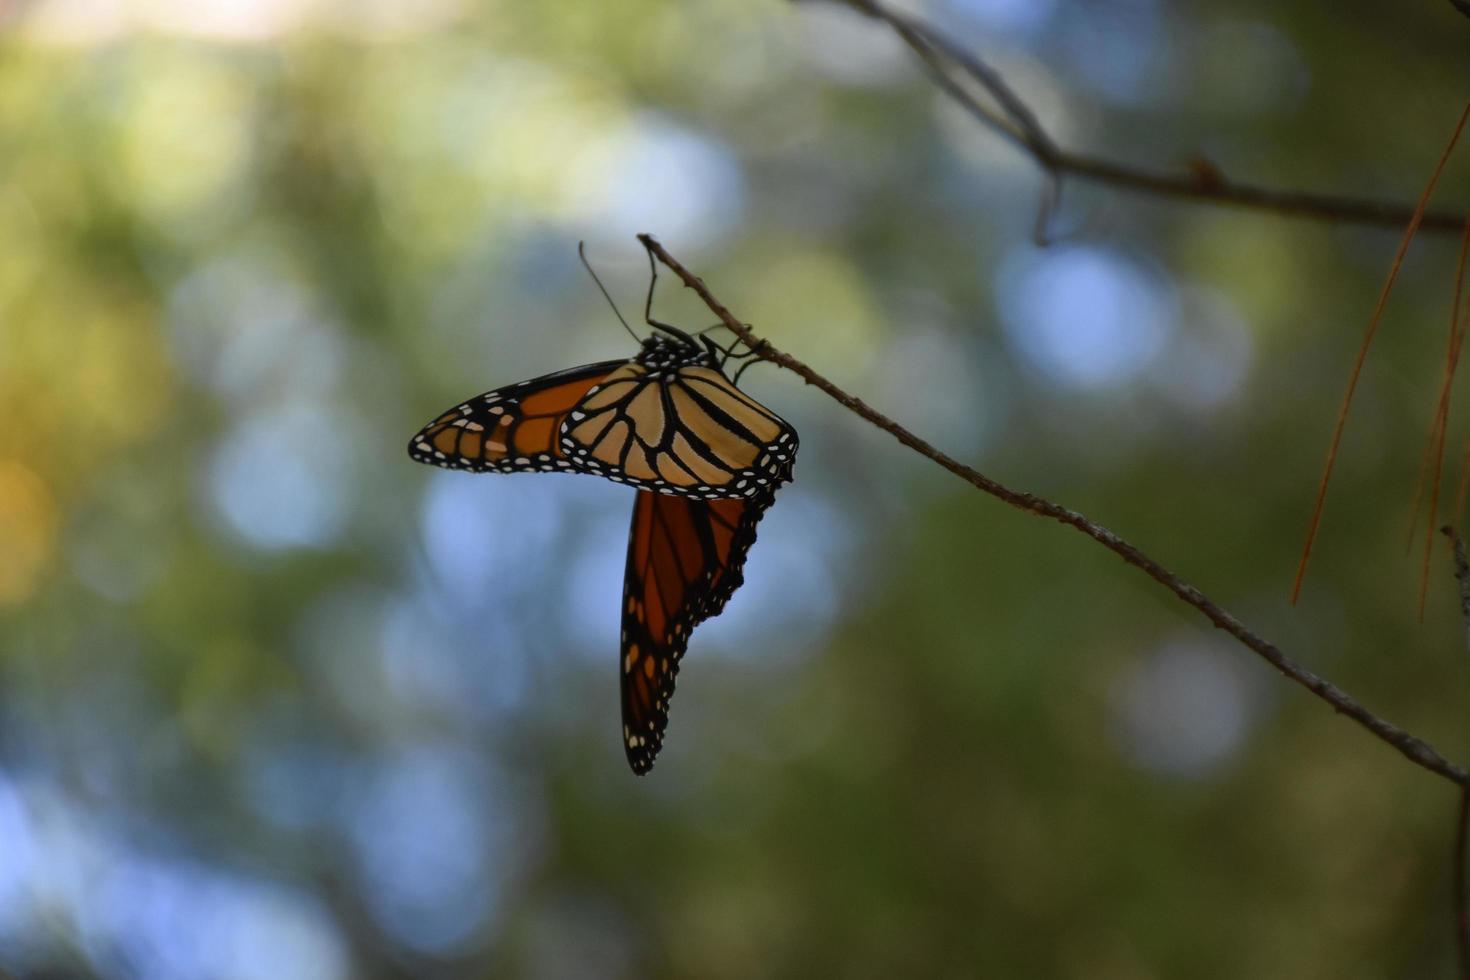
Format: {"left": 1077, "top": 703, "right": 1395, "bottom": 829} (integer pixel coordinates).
{"left": 408, "top": 325, "right": 797, "bottom": 773}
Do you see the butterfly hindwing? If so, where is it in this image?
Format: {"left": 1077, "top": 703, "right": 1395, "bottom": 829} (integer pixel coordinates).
{"left": 408, "top": 361, "right": 624, "bottom": 474}
{"left": 620, "top": 489, "right": 772, "bottom": 774}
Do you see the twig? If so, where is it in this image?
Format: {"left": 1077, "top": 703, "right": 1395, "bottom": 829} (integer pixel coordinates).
{"left": 815, "top": 0, "right": 1470, "bottom": 235}
{"left": 1455, "top": 0, "right": 1470, "bottom": 21}
{"left": 638, "top": 232, "right": 1470, "bottom": 788}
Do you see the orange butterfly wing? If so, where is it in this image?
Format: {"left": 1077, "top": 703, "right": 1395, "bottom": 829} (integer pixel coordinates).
{"left": 407, "top": 361, "right": 624, "bottom": 474}
{"left": 620, "top": 489, "right": 772, "bottom": 774}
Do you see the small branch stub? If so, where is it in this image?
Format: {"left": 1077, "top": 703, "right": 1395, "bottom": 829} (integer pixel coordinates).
{"left": 1445, "top": 526, "right": 1470, "bottom": 657}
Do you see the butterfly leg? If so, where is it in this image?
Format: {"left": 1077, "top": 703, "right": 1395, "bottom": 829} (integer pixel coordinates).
{"left": 641, "top": 236, "right": 698, "bottom": 344}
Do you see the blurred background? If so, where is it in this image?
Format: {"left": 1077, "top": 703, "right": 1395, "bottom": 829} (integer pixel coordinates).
{"left": 2, "top": 0, "right": 1469, "bottom": 976}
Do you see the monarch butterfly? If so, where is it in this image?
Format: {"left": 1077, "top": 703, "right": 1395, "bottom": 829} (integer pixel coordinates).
{"left": 407, "top": 244, "right": 798, "bottom": 773}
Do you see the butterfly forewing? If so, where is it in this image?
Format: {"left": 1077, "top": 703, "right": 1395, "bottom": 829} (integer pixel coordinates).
{"left": 620, "top": 489, "right": 772, "bottom": 774}
{"left": 408, "top": 361, "right": 623, "bottom": 474}
{"left": 561, "top": 349, "right": 799, "bottom": 499}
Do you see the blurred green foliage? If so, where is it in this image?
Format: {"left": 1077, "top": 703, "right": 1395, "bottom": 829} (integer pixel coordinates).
{"left": 2, "top": 0, "right": 1470, "bottom": 977}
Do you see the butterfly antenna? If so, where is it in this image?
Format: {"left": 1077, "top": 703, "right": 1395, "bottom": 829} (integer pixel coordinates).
{"left": 579, "top": 241, "right": 641, "bottom": 344}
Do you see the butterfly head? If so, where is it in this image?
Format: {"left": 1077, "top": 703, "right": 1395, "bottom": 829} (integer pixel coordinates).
{"left": 637, "top": 331, "right": 715, "bottom": 372}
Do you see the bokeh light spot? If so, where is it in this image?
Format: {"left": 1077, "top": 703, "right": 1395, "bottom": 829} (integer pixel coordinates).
{"left": 0, "top": 460, "right": 57, "bottom": 605}
{"left": 420, "top": 471, "right": 561, "bottom": 608}
{"left": 943, "top": 0, "right": 1058, "bottom": 37}
{"left": 1110, "top": 639, "right": 1262, "bottom": 778}
{"left": 572, "top": 116, "right": 745, "bottom": 251}
{"left": 116, "top": 53, "right": 257, "bottom": 233}
{"left": 208, "top": 403, "right": 356, "bottom": 551}
{"left": 97, "top": 860, "right": 349, "bottom": 980}
{"left": 997, "top": 245, "right": 1174, "bottom": 389}
{"left": 345, "top": 744, "right": 539, "bottom": 954}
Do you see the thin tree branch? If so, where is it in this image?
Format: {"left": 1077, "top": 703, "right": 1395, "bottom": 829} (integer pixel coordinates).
{"left": 638, "top": 232, "right": 1470, "bottom": 788}
{"left": 814, "top": 0, "right": 1470, "bottom": 234}
{"left": 1454, "top": 0, "right": 1470, "bottom": 21}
